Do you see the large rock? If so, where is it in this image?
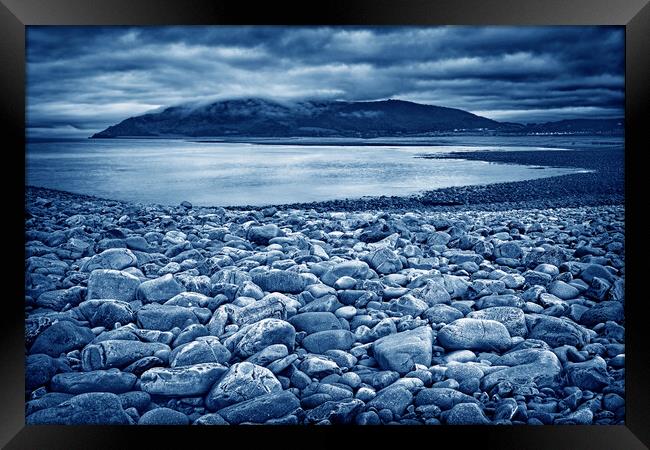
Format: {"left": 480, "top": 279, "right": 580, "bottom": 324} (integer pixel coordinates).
{"left": 480, "top": 349, "right": 563, "bottom": 390}
{"left": 580, "top": 264, "right": 616, "bottom": 284}
{"left": 474, "top": 294, "right": 524, "bottom": 309}
{"left": 304, "top": 399, "right": 365, "bottom": 424}
{"left": 527, "top": 315, "right": 589, "bottom": 347}
{"left": 140, "top": 363, "right": 227, "bottom": 397}
{"left": 437, "top": 319, "right": 512, "bottom": 352}
{"left": 299, "top": 354, "right": 341, "bottom": 378}
{"left": 579, "top": 301, "right": 624, "bottom": 327}
{"left": 50, "top": 369, "right": 137, "bottom": 394}
{"left": 248, "top": 224, "right": 282, "bottom": 244}
{"left": 565, "top": 356, "right": 611, "bottom": 391}
{"left": 76, "top": 299, "right": 135, "bottom": 328}
{"left": 251, "top": 270, "right": 306, "bottom": 294}
{"left": 494, "top": 242, "right": 522, "bottom": 260}
{"left": 81, "top": 340, "right": 170, "bottom": 371}
{"left": 364, "top": 247, "right": 403, "bottom": 274}
{"left": 547, "top": 280, "right": 580, "bottom": 300}
{"left": 417, "top": 279, "right": 452, "bottom": 305}
{"left": 445, "top": 403, "right": 490, "bottom": 425}
{"left": 231, "top": 318, "right": 296, "bottom": 358}
{"left": 415, "top": 387, "right": 479, "bottom": 410}
{"left": 138, "top": 407, "right": 190, "bottom": 425}
{"left": 29, "top": 320, "right": 95, "bottom": 357}
{"left": 301, "top": 330, "right": 355, "bottom": 354}
{"left": 136, "top": 274, "right": 185, "bottom": 303}
{"left": 87, "top": 269, "right": 141, "bottom": 302}
{"left": 321, "top": 261, "right": 370, "bottom": 287}
{"left": 388, "top": 296, "right": 429, "bottom": 317}
{"left": 372, "top": 326, "right": 434, "bottom": 375}
{"left": 170, "top": 337, "right": 231, "bottom": 367}
{"left": 36, "top": 286, "right": 85, "bottom": 311}
{"left": 289, "top": 312, "right": 342, "bottom": 334}
{"left": 206, "top": 362, "right": 282, "bottom": 411}
{"left": 81, "top": 248, "right": 138, "bottom": 272}
{"left": 216, "top": 391, "right": 300, "bottom": 424}
{"left": 367, "top": 386, "right": 413, "bottom": 416}
{"left": 136, "top": 304, "right": 200, "bottom": 331}
{"left": 26, "top": 392, "right": 131, "bottom": 425}
{"left": 467, "top": 307, "right": 528, "bottom": 337}
{"left": 25, "top": 354, "right": 69, "bottom": 391}
{"left": 423, "top": 304, "right": 463, "bottom": 324}
{"left": 230, "top": 296, "right": 286, "bottom": 326}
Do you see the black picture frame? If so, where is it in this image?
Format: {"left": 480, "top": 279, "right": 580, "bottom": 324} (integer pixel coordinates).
{"left": 2, "top": 0, "right": 648, "bottom": 448}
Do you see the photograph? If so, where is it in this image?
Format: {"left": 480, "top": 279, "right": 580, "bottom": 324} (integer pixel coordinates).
{"left": 24, "top": 25, "right": 627, "bottom": 426}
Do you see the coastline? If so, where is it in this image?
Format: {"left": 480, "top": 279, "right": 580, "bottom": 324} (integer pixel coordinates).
{"left": 26, "top": 145, "right": 624, "bottom": 213}
{"left": 23, "top": 144, "right": 625, "bottom": 425}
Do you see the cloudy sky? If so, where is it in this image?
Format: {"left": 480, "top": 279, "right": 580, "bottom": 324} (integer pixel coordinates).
{"left": 26, "top": 26, "right": 624, "bottom": 138}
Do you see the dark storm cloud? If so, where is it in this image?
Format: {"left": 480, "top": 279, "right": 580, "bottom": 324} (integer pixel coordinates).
{"left": 26, "top": 26, "right": 624, "bottom": 137}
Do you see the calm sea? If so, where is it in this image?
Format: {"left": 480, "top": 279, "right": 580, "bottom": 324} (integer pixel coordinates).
{"left": 25, "top": 136, "right": 604, "bottom": 207}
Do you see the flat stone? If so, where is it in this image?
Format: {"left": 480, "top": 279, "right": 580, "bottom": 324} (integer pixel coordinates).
{"left": 231, "top": 318, "right": 296, "bottom": 358}
{"left": 424, "top": 304, "right": 463, "bottom": 324}
{"left": 206, "top": 362, "right": 282, "bottom": 411}
{"left": 138, "top": 407, "right": 190, "bottom": 425}
{"left": 216, "top": 391, "right": 300, "bottom": 424}
{"left": 321, "top": 261, "right": 370, "bottom": 287}
{"left": 480, "top": 349, "right": 563, "bottom": 390}
{"left": 81, "top": 339, "right": 170, "bottom": 370}
{"left": 251, "top": 270, "right": 306, "bottom": 294}
{"left": 136, "top": 304, "right": 200, "bottom": 331}
{"left": 302, "top": 330, "right": 355, "bottom": 354}
{"left": 547, "top": 280, "right": 580, "bottom": 299}
{"left": 26, "top": 392, "right": 131, "bottom": 425}
{"left": 81, "top": 248, "right": 138, "bottom": 272}
{"left": 305, "top": 399, "right": 365, "bottom": 424}
{"left": 230, "top": 296, "right": 286, "bottom": 326}
{"left": 372, "top": 326, "right": 434, "bottom": 375}
{"left": 29, "top": 320, "right": 95, "bottom": 357}
{"left": 467, "top": 307, "right": 527, "bottom": 337}
{"left": 36, "top": 286, "right": 85, "bottom": 311}
{"left": 140, "top": 363, "right": 227, "bottom": 397}
{"left": 415, "top": 388, "right": 479, "bottom": 410}
{"left": 579, "top": 301, "right": 624, "bottom": 327}
{"left": 565, "top": 356, "right": 611, "bottom": 391}
{"left": 445, "top": 403, "right": 490, "bottom": 425}
{"left": 170, "top": 337, "right": 231, "bottom": 367}
{"left": 528, "top": 315, "right": 589, "bottom": 347}
{"left": 367, "top": 386, "right": 413, "bottom": 416}
{"left": 51, "top": 369, "right": 137, "bottom": 394}
{"left": 388, "top": 295, "right": 429, "bottom": 317}
{"left": 76, "top": 299, "right": 135, "bottom": 328}
{"left": 364, "top": 247, "right": 403, "bottom": 274}
{"left": 248, "top": 224, "right": 282, "bottom": 245}
{"left": 87, "top": 269, "right": 141, "bottom": 302}
{"left": 437, "top": 318, "right": 512, "bottom": 352}
{"left": 300, "top": 354, "right": 341, "bottom": 378}
{"left": 25, "top": 354, "right": 69, "bottom": 391}
{"left": 136, "top": 274, "right": 186, "bottom": 303}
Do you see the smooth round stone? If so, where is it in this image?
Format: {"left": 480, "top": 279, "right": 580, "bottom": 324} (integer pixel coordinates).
{"left": 547, "top": 280, "right": 580, "bottom": 300}
{"left": 138, "top": 407, "right": 190, "bottom": 425}
{"left": 334, "top": 276, "right": 357, "bottom": 290}
{"left": 335, "top": 306, "right": 357, "bottom": 320}
{"left": 534, "top": 264, "right": 560, "bottom": 277}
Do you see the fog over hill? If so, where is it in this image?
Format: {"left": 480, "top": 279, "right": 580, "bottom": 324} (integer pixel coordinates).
{"left": 92, "top": 98, "right": 623, "bottom": 138}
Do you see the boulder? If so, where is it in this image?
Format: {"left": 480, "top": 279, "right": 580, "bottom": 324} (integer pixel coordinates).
{"left": 372, "top": 326, "right": 434, "bottom": 375}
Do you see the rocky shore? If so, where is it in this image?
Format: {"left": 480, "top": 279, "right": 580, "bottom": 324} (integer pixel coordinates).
{"left": 24, "top": 179, "right": 625, "bottom": 425}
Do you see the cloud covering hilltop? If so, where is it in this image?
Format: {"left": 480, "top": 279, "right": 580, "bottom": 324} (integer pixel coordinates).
{"left": 27, "top": 26, "right": 624, "bottom": 138}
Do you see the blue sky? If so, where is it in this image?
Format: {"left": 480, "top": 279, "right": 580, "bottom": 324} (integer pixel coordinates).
{"left": 26, "top": 26, "right": 624, "bottom": 138}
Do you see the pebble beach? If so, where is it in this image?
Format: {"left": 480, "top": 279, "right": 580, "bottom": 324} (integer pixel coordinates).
{"left": 24, "top": 146, "right": 626, "bottom": 425}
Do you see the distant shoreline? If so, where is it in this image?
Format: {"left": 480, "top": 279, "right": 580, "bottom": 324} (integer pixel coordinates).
{"left": 25, "top": 145, "right": 623, "bottom": 213}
